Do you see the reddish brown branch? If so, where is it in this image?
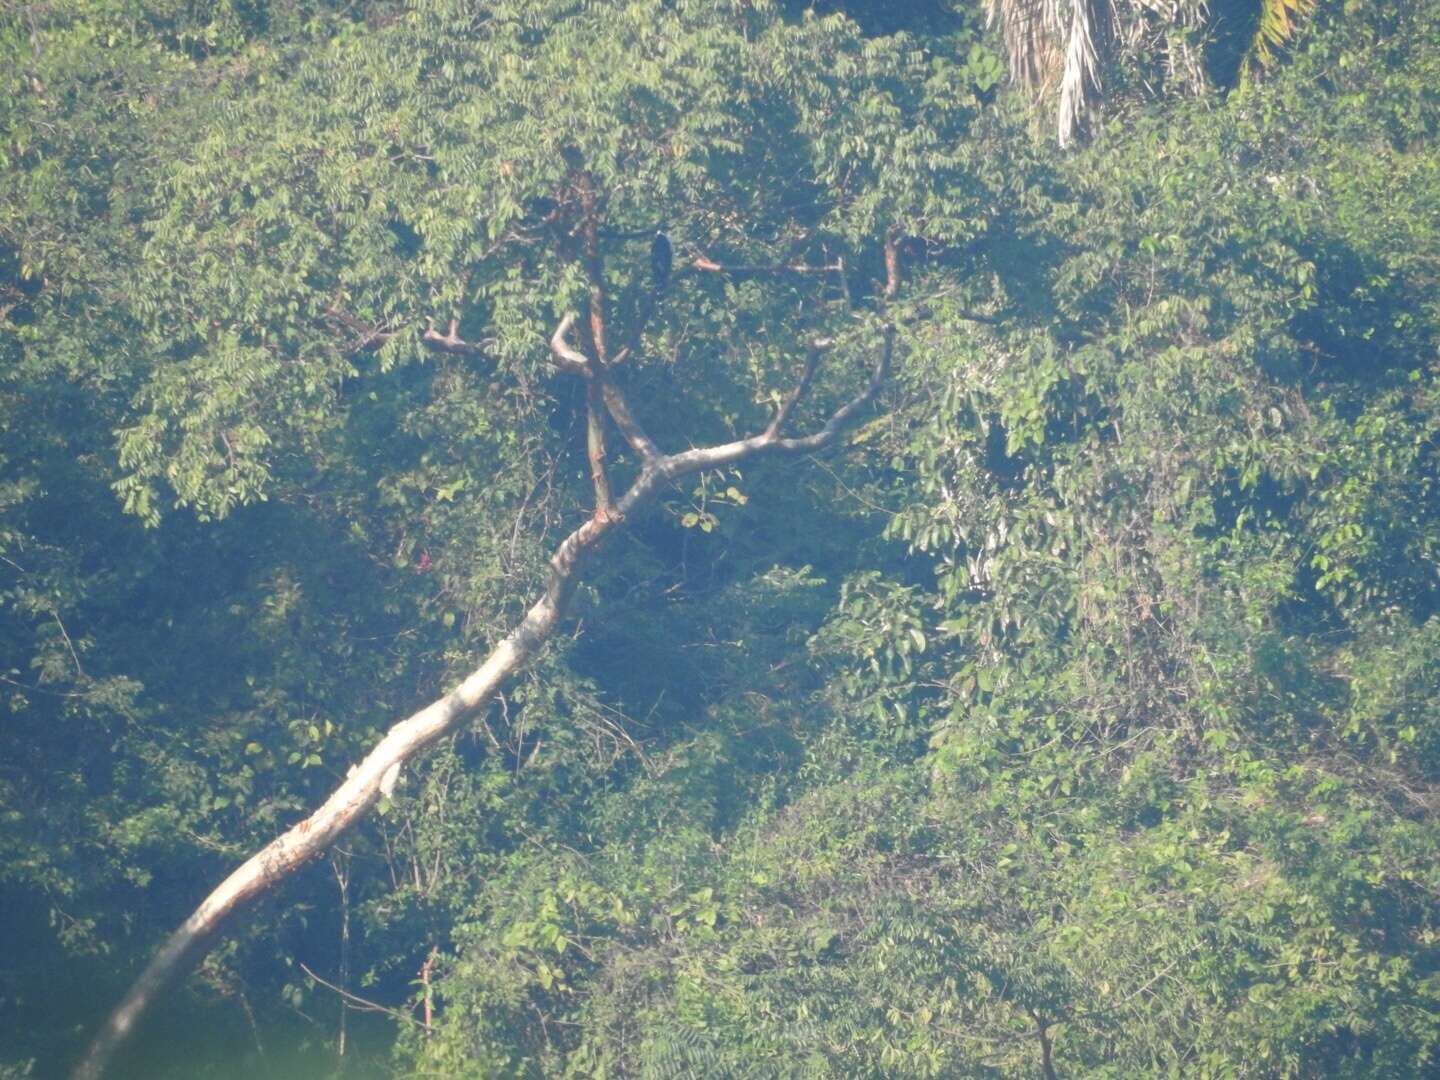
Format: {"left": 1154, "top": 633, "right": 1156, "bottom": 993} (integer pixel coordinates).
{"left": 546, "top": 313, "right": 616, "bottom": 515}
{"left": 569, "top": 165, "right": 612, "bottom": 365}
{"left": 883, "top": 231, "right": 902, "bottom": 302}
{"left": 611, "top": 287, "right": 660, "bottom": 368}
{"left": 558, "top": 158, "right": 623, "bottom": 517}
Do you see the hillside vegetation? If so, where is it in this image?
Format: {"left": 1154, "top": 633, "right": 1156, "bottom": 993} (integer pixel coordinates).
{"left": 2, "top": 1, "right": 1437, "bottom": 1076}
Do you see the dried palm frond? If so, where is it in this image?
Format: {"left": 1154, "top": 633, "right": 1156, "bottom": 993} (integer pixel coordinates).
{"left": 1057, "top": 0, "right": 1106, "bottom": 145}
{"left": 1117, "top": 0, "right": 1209, "bottom": 98}
{"left": 987, "top": 0, "right": 1112, "bottom": 144}
{"left": 988, "top": 0, "right": 1221, "bottom": 145}
{"left": 986, "top": 0, "right": 1064, "bottom": 89}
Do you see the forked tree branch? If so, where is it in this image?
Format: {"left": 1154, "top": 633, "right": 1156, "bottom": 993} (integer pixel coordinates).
{"left": 552, "top": 312, "right": 661, "bottom": 464}
{"left": 548, "top": 313, "right": 591, "bottom": 375}
{"left": 422, "top": 316, "right": 490, "bottom": 357}
{"left": 323, "top": 307, "right": 494, "bottom": 358}
{"left": 661, "top": 322, "right": 893, "bottom": 474}
{"left": 547, "top": 312, "right": 619, "bottom": 517}
{"left": 74, "top": 240, "right": 906, "bottom": 1080}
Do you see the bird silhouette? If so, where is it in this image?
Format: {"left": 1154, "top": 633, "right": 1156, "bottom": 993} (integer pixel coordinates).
{"left": 650, "top": 231, "right": 673, "bottom": 293}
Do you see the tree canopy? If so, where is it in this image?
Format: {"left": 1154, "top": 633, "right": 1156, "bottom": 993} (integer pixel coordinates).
{"left": 2, "top": 1, "right": 1437, "bottom": 1077}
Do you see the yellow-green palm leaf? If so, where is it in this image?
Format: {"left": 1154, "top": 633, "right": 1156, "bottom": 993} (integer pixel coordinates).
{"left": 1249, "top": 0, "right": 1317, "bottom": 67}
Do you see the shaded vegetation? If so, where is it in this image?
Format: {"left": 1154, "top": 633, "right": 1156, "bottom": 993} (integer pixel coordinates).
{"left": 2, "top": 1, "right": 1437, "bottom": 1077}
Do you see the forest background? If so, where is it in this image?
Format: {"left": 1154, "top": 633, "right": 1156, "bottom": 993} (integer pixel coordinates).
{"left": 2, "top": 0, "right": 1437, "bottom": 1076}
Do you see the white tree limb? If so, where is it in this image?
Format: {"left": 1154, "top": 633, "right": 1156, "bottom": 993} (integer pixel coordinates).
{"left": 75, "top": 297, "right": 899, "bottom": 1080}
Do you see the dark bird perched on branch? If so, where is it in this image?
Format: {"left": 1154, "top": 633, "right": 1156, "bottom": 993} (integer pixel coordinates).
{"left": 650, "top": 230, "right": 673, "bottom": 293}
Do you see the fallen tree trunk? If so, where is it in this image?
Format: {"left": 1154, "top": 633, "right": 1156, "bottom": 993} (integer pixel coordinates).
{"left": 74, "top": 277, "right": 897, "bottom": 1076}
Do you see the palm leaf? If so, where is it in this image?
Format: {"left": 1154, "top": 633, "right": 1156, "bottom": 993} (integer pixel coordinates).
{"left": 1249, "top": 0, "right": 1316, "bottom": 67}
{"left": 1057, "top": 0, "right": 1107, "bottom": 146}
{"left": 987, "top": 0, "right": 1109, "bottom": 145}
{"left": 986, "top": 0, "right": 1065, "bottom": 89}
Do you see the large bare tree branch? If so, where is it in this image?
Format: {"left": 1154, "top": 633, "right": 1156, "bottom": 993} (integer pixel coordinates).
{"left": 596, "top": 377, "right": 663, "bottom": 463}
{"left": 75, "top": 240, "right": 905, "bottom": 1079}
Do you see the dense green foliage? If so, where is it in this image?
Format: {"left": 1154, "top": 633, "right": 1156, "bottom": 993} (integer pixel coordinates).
{"left": 2, "top": 1, "right": 1437, "bottom": 1077}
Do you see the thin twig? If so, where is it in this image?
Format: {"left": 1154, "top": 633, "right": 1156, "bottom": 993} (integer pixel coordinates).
{"left": 298, "top": 962, "right": 433, "bottom": 1032}
{"left": 52, "top": 612, "right": 85, "bottom": 677}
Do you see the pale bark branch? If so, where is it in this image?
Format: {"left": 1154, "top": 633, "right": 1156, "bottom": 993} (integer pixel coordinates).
{"left": 549, "top": 312, "right": 591, "bottom": 375}
{"left": 422, "top": 316, "right": 490, "bottom": 357}
{"left": 75, "top": 236, "right": 907, "bottom": 1080}
{"left": 658, "top": 321, "right": 894, "bottom": 475}
{"left": 689, "top": 255, "right": 842, "bottom": 278}
{"left": 765, "top": 337, "right": 833, "bottom": 439}
{"left": 71, "top": 506, "right": 614, "bottom": 1079}
{"left": 596, "top": 378, "right": 662, "bottom": 463}
{"left": 551, "top": 313, "right": 662, "bottom": 464}
{"left": 772, "top": 326, "right": 893, "bottom": 454}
